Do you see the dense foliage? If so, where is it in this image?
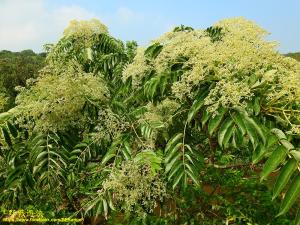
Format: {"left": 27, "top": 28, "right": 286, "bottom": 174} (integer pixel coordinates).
{"left": 0, "top": 18, "right": 299, "bottom": 225}
{"left": 0, "top": 50, "right": 45, "bottom": 111}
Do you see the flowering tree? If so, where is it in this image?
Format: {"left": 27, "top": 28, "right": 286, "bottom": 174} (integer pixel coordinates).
{"left": 0, "top": 18, "right": 299, "bottom": 224}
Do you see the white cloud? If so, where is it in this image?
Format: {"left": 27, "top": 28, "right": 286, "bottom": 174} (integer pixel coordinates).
{"left": 0, "top": 0, "right": 95, "bottom": 52}
{"left": 0, "top": 1, "right": 173, "bottom": 51}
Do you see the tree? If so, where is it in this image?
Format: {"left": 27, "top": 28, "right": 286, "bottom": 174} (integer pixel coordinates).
{"left": 0, "top": 50, "right": 45, "bottom": 111}
{"left": 0, "top": 18, "right": 299, "bottom": 225}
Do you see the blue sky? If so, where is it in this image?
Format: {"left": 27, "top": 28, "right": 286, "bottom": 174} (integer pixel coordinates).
{"left": 0, "top": 0, "right": 299, "bottom": 53}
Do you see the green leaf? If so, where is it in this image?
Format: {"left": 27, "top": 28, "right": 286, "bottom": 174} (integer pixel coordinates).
{"left": 71, "top": 149, "right": 82, "bottom": 155}
{"left": 290, "top": 150, "right": 300, "bottom": 161}
{"left": 35, "top": 151, "right": 48, "bottom": 164}
{"left": 186, "top": 168, "right": 200, "bottom": 187}
{"left": 165, "top": 133, "right": 183, "bottom": 153}
{"left": 277, "top": 173, "right": 300, "bottom": 216}
{"left": 6, "top": 166, "right": 23, "bottom": 186}
{"left": 2, "top": 127, "right": 12, "bottom": 147}
{"left": 144, "top": 76, "right": 161, "bottom": 100}
{"left": 167, "top": 161, "right": 182, "bottom": 181}
{"left": 7, "top": 121, "right": 18, "bottom": 138}
{"left": 103, "top": 198, "right": 108, "bottom": 219}
{"left": 33, "top": 159, "right": 47, "bottom": 175}
{"left": 122, "top": 147, "right": 131, "bottom": 160}
{"left": 135, "top": 150, "right": 162, "bottom": 174}
{"left": 165, "top": 152, "right": 181, "bottom": 174}
{"left": 267, "top": 133, "right": 279, "bottom": 148}
{"left": 271, "top": 128, "right": 287, "bottom": 140}
{"left": 129, "top": 106, "right": 147, "bottom": 119}
{"left": 280, "top": 139, "right": 295, "bottom": 151}
{"left": 74, "top": 143, "right": 88, "bottom": 148}
{"left": 181, "top": 173, "right": 188, "bottom": 190}
{"left": 107, "top": 192, "right": 115, "bottom": 211}
{"left": 252, "top": 144, "right": 267, "bottom": 164}
{"left": 201, "top": 110, "right": 212, "bottom": 128}
{"left": 187, "top": 91, "right": 208, "bottom": 123}
{"left": 231, "top": 112, "right": 247, "bottom": 135}
{"left": 144, "top": 43, "right": 163, "bottom": 59}
{"left": 140, "top": 123, "right": 152, "bottom": 138}
{"left": 223, "top": 125, "right": 235, "bottom": 148}
{"left": 253, "top": 97, "right": 261, "bottom": 116}
{"left": 172, "top": 171, "right": 184, "bottom": 190}
{"left": 0, "top": 112, "right": 13, "bottom": 123}
{"left": 243, "top": 118, "right": 259, "bottom": 149}
{"left": 260, "top": 145, "right": 287, "bottom": 181}
{"left": 101, "top": 147, "right": 117, "bottom": 165}
{"left": 218, "top": 117, "right": 234, "bottom": 148}
{"left": 187, "top": 99, "right": 204, "bottom": 123}
{"left": 165, "top": 142, "right": 183, "bottom": 163}
{"left": 121, "top": 141, "right": 132, "bottom": 160}
{"left": 84, "top": 197, "right": 99, "bottom": 214}
{"left": 233, "top": 126, "right": 245, "bottom": 146}
{"left": 243, "top": 114, "right": 266, "bottom": 145}
{"left": 208, "top": 108, "right": 226, "bottom": 136}
{"left": 272, "top": 159, "right": 297, "bottom": 200}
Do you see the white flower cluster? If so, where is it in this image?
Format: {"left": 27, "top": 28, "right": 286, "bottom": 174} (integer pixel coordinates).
{"left": 205, "top": 79, "right": 253, "bottom": 113}
{"left": 15, "top": 63, "right": 109, "bottom": 132}
{"left": 101, "top": 161, "right": 166, "bottom": 215}
{"left": 122, "top": 47, "right": 152, "bottom": 88}
{"left": 122, "top": 17, "right": 300, "bottom": 114}
{"left": 91, "top": 108, "right": 129, "bottom": 142}
{"left": 63, "top": 19, "right": 108, "bottom": 38}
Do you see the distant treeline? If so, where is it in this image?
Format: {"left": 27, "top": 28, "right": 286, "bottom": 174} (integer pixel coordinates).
{"left": 0, "top": 50, "right": 45, "bottom": 111}
{"left": 285, "top": 52, "right": 300, "bottom": 61}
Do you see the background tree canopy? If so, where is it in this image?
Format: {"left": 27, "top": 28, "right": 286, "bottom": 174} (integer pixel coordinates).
{"left": 0, "top": 18, "right": 299, "bottom": 225}
{"left": 0, "top": 50, "right": 45, "bottom": 111}
{"left": 286, "top": 52, "right": 300, "bottom": 62}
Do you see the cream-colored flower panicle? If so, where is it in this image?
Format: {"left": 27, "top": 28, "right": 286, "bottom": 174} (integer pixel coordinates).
{"left": 15, "top": 63, "right": 109, "bottom": 132}
{"left": 122, "top": 17, "right": 300, "bottom": 113}
{"left": 63, "top": 18, "right": 108, "bottom": 38}
{"left": 122, "top": 47, "right": 152, "bottom": 88}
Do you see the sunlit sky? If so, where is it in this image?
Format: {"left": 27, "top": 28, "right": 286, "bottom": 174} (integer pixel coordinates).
{"left": 0, "top": 0, "right": 299, "bottom": 53}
